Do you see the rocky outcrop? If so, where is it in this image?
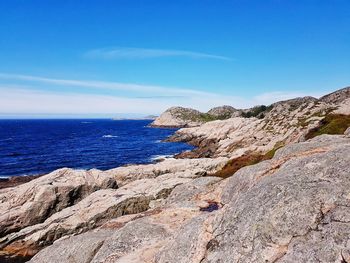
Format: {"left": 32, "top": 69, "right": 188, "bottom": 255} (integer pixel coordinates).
{"left": 105, "top": 157, "right": 227, "bottom": 186}
{"left": 319, "top": 86, "right": 350, "bottom": 104}
{"left": 0, "top": 168, "right": 117, "bottom": 237}
{"left": 150, "top": 107, "right": 204, "bottom": 127}
{"left": 151, "top": 106, "right": 240, "bottom": 128}
{"left": 207, "top": 105, "right": 240, "bottom": 119}
{"left": 27, "top": 134, "right": 350, "bottom": 263}
{"left": 0, "top": 157, "right": 227, "bottom": 260}
{"left": 168, "top": 89, "right": 350, "bottom": 158}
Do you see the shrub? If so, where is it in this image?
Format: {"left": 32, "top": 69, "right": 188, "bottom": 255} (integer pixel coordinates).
{"left": 242, "top": 105, "right": 273, "bottom": 119}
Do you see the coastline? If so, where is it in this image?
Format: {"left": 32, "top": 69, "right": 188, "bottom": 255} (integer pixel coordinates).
{"left": 0, "top": 123, "right": 191, "bottom": 190}
{"left": 0, "top": 119, "right": 192, "bottom": 184}
{"left": 0, "top": 87, "right": 349, "bottom": 262}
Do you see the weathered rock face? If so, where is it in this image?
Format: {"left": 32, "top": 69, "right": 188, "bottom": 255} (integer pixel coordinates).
{"left": 0, "top": 168, "right": 117, "bottom": 237}
{"left": 27, "top": 134, "right": 350, "bottom": 263}
{"left": 0, "top": 157, "right": 227, "bottom": 260}
{"left": 319, "top": 86, "right": 350, "bottom": 104}
{"left": 29, "top": 176, "right": 221, "bottom": 263}
{"left": 105, "top": 157, "right": 228, "bottom": 186}
{"left": 201, "top": 135, "right": 350, "bottom": 263}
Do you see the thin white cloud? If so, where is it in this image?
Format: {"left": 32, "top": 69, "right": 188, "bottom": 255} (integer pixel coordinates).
{"left": 0, "top": 73, "right": 336, "bottom": 116}
{"left": 0, "top": 73, "right": 215, "bottom": 97}
{"left": 0, "top": 87, "right": 246, "bottom": 115}
{"left": 84, "top": 47, "right": 231, "bottom": 61}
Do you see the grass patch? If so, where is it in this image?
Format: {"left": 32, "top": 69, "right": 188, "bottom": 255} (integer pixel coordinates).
{"left": 264, "top": 146, "right": 281, "bottom": 159}
{"left": 198, "top": 113, "right": 219, "bottom": 122}
{"left": 305, "top": 114, "right": 350, "bottom": 140}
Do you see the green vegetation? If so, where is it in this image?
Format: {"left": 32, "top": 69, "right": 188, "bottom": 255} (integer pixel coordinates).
{"left": 242, "top": 105, "right": 273, "bottom": 119}
{"left": 177, "top": 111, "right": 232, "bottom": 123}
{"left": 211, "top": 141, "right": 284, "bottom": 179}
{"left": 198, "top": 113, "right": 219, "bottom": 122}
{"left": 263, "top": 142, "right": 284, "bottom": 159}
{"left": 210, "top": 154, "right": 265, "bottom": 179}
{"left": 305, "top": 114, "right": 350, "bottom": 140}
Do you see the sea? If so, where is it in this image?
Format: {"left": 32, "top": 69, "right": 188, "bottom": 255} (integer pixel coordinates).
{"left": 0, "top": 119, "right": 193, "bottom": 177}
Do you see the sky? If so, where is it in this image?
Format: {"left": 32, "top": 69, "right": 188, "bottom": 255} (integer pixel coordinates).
{"left": 0, "top": 0, "right": 349, "bottom": 118}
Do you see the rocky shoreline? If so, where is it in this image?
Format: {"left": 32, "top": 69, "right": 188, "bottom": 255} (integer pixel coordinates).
{"left": 0, "top": 87, "right": 350, "bottom": 262}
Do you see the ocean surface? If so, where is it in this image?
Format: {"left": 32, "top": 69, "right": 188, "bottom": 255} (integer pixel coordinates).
{"left": 0, "top": 119, "right": 193, "bottom": 177}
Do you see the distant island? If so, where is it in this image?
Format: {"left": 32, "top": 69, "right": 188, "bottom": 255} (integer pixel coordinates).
{"left": 112, "top": 115, "right": 158, "bottom": 120}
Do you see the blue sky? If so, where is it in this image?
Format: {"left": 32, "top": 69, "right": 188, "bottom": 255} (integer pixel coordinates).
{"left": 0, "top": 0, "right": 349, "bottom": 118}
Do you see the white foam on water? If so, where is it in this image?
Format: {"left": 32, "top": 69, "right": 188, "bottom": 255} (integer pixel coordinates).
{"left": 102, "top": 135, "right": 118, "bottom": 138}
{"left": 0, "top": 138, "right": 13, "bottom": 142}
{"left": 150, "top": 154, "right": 174, "bottom": 161}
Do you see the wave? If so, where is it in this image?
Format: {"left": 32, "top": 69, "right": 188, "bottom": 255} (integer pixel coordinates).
{"left": 0, "top": 138, "right": 13, "bottom": 142}
{"left": 102, "top": 135, "right": 118, "bottom": 138}
{"left": 81, "top": 121, "right": 93, "bottom": 124}
{"left": 150, "top": 154, "right": 173, "bottom": 161}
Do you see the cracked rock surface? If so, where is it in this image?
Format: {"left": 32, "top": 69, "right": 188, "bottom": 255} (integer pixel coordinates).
{"left": 25, "top": 134, "right": 350, "bottom": 263}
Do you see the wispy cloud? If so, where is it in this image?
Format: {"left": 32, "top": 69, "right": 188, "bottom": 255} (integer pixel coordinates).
{"left": 0, "top": 73, "right": 213, "bottom": 97}
{"left": 0, "top": 86, "right": 246, "bottom": 115}
{"left": 84, "top": 47, "right": 231, "bottom": 61}
{"left": 0, "top": 73, "right": 334, "bottom": 117}
{"left": 0, "top": 73, "right": 245, "bottom": 114}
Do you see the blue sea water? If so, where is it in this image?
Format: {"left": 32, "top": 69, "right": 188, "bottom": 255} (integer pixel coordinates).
{"left": 0, "top": 119, "right": 193, "bottom": 177}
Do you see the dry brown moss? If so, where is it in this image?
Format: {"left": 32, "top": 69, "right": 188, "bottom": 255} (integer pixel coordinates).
{"left": 210, "top": 154, "right": 267, "bottom": 179}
